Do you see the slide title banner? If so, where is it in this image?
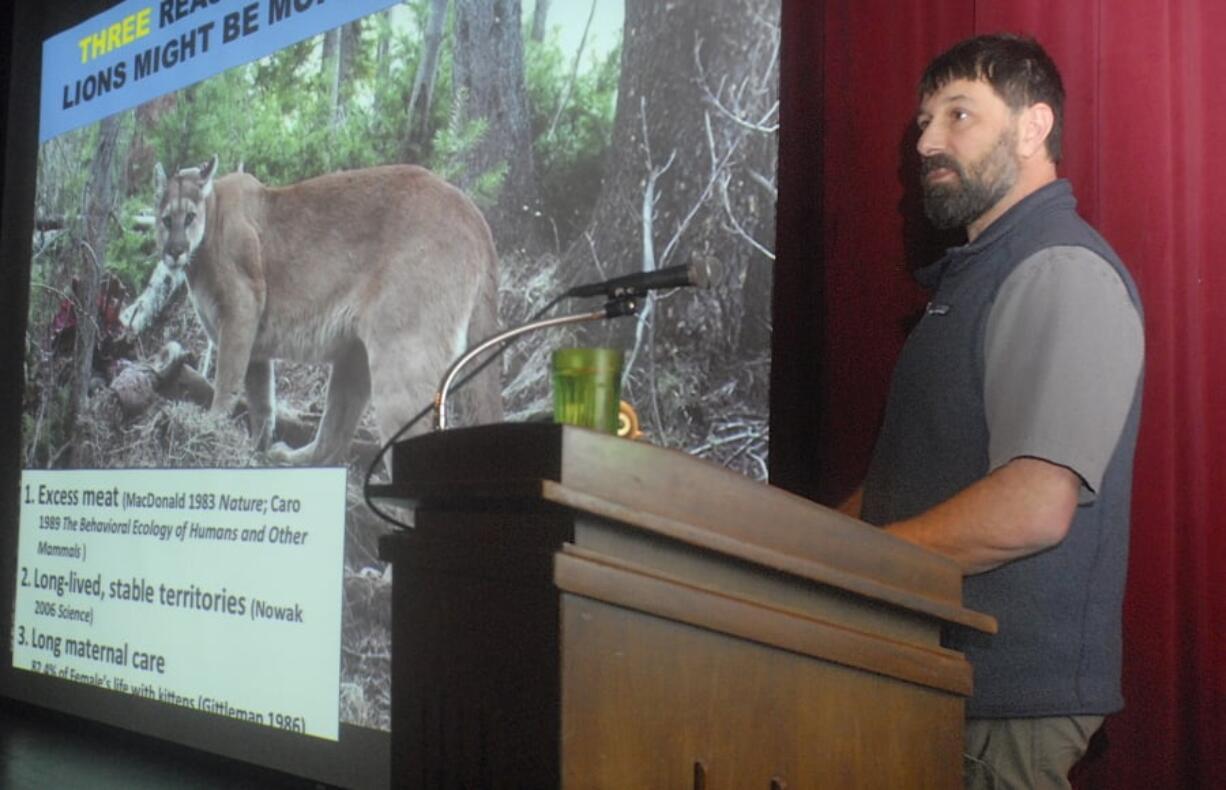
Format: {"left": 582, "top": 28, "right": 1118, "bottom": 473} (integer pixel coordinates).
{"left": 13, "top": 467, "right": 346, "bottom": 740}
{"left": 40, "top": 0, "right": 397, "bottom": 142}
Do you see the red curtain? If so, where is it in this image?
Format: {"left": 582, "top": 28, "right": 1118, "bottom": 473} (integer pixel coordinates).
{"left": 776, "top": 1, "right": 1226, "bottom": 786}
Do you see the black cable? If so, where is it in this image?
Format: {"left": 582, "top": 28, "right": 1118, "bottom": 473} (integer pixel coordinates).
{"left": 360, "top": 292, "right": 569, "bottom": 531}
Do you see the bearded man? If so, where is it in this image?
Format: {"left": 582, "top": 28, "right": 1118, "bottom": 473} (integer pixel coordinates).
{"left": 838, "top": 35, "right": 1145, "bottom": 789}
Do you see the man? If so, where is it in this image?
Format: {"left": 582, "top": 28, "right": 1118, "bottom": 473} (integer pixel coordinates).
{"left": 841, "top": 35, "right": 1145, "bottom": 789}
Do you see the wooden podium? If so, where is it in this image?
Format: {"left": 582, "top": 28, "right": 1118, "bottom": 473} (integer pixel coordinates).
{"left": 374, "top": 424, "right": 994, "bottom": 789}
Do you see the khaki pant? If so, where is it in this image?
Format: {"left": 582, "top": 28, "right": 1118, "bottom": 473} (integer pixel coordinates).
{"left": 963, "top": 716, "right": 1104, "bottom": 790}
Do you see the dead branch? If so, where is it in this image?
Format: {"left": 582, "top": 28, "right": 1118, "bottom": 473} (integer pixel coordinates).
{"left": 660, "top": 113, "right": 739, "bottom": 266}
{"left": 547, "top": 0, "right": 599, "bottom": 140}
{"left": 689, "top": 26, "right": 780, "bottom": 264}
{"left": 747, "top": 167, "right": 777, "bottom": 200}
{"left": 720, "top": 172, "right": 775, "bottom": 260}
{"left": 121, "top": 258, "right": 186, "bottom": 333}
{"left": 583, "top": 229, "right": 609, "bottom": 280}
{"left": 693, "top": 35, "right": 780, "bottom": 134}
{"left": 621, "top": 97, "right": 674, "bottom": 409}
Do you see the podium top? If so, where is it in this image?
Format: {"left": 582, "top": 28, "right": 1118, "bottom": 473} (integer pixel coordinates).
{"left": 372, "top": 423, "right": 994, "bottom": 634}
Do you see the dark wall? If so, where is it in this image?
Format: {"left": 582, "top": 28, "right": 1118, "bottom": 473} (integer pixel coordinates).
{"left": 1, "top": 5, "right": 11, "bottom": 205}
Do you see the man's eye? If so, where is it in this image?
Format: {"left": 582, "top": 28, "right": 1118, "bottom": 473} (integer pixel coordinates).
{"left": 162, "top": 216, "right": 171, "bottom": 229}
{"left": 951, "top": 109, "right": 969, "bottom": 122}
{"left": 917, "top": 118, "right": 931, "bottom": 131}
{"left": 185, "top": 212, "right": 196, "bottom": 225}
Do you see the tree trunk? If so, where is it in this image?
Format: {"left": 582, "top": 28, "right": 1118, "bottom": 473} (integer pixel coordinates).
{"left": 321, "top": 20, "right": 364, "bottom": 128}
{"left": 126, "top": 95, "right": 176, "bottom": 196}
{"left": 530, "top": 0, "right": 550, "bottom": 42}
{"left": 452, "top": 0, "right": 542, "bottom": 257}
{"left": 560, "top": 0, "right": 779, "bottom": 460}
{"left": 170, "top": 84, "right": 199, "bottom": 171}
{"left": 322, "top": 28, "right": 341, "bottom": 125}
{"left": 322, "top": 26, "right": 339, "bottom": 71}
{"left": 407, "top": 0, "right": 449, "bottom": 148}
{"left": 375, "top": 9, "right": 393, "bottom": 85}
{"left": 340, "top": 19, "right": 362, "bottom": 91}
{"left": 68, "top": 115, "right": 122, "bottom": 466}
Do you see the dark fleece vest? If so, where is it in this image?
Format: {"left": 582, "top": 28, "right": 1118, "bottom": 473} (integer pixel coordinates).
{"left": 861, "top": 179, "right": 1144, "bottom": 717}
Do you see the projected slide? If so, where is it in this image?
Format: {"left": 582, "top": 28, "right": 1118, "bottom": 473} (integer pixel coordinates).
{"left": 14, "top": 0, "right": 778, "bottom": 767}
{"left": 13, "top": 468, "right": 345, "bottom": 739}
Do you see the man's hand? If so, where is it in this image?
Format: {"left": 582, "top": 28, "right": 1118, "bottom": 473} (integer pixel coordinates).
{"left": 836, "top": 487, "right": 864, "bottom": 519}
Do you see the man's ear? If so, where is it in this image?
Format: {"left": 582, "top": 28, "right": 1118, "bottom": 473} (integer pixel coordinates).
{"left": 1018, "top": 102, "right": 1055, "bottom": 160}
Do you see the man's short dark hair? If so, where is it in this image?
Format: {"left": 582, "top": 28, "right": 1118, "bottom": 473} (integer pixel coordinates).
{"left": 919, "top": 34, "right": 1066, "bottom": 163}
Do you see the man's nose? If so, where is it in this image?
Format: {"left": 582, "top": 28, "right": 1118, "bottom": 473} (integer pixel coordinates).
{"left": 917, "top": 123, "right": 944, "bottom": 158}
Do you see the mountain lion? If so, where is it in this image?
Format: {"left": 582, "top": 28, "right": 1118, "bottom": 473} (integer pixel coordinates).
{"left": 146, "top": 155, "right": 501, "bottom": 464}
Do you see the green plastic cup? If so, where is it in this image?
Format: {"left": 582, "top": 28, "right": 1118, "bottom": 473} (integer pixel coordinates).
{"left": 551, "top": 347, "right": 624, "bottom": 433}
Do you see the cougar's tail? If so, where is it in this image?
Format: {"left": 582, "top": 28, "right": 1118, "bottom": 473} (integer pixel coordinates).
{"left": 463, "top": 239, "right": 503, "bottom": 424}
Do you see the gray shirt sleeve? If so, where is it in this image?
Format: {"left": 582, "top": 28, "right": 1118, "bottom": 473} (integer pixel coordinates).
{"left": 983, "top": 246, "right": 1144, "bottom": 502}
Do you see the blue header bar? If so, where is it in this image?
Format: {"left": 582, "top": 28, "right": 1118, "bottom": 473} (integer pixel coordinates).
{"left": 40, "top": 0, "right": 397, "bottom": 142}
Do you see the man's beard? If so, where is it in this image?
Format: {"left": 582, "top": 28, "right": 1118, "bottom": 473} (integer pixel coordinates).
{"left": 921, "top": 131, "right": 1019, "bottom": 231}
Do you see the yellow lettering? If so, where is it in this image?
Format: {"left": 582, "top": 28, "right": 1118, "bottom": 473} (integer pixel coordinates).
{"left": 136, "top": 8, "right": 152, "bottom": 39}
{"left": 76, "top": 9, "right": 154, "bottom": 64}
{"left": 90, "top": 30, "right": 107, "bottom": 60}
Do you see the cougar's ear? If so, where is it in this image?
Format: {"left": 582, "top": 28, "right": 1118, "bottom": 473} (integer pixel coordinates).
{"left": 199, "top": 154, "right": 219, "bottom": 198}
{"left": 153, "top": 162, "right": 166, "bottom": 200}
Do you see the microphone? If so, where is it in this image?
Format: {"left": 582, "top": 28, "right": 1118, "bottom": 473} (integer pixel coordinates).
{"left": 565, "top": 259, "right": 719, "bottom": 298}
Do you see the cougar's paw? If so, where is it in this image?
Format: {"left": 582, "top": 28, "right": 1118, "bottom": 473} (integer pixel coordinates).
{"left": 265, "top": 441, "right": 311, "bottom": 466}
